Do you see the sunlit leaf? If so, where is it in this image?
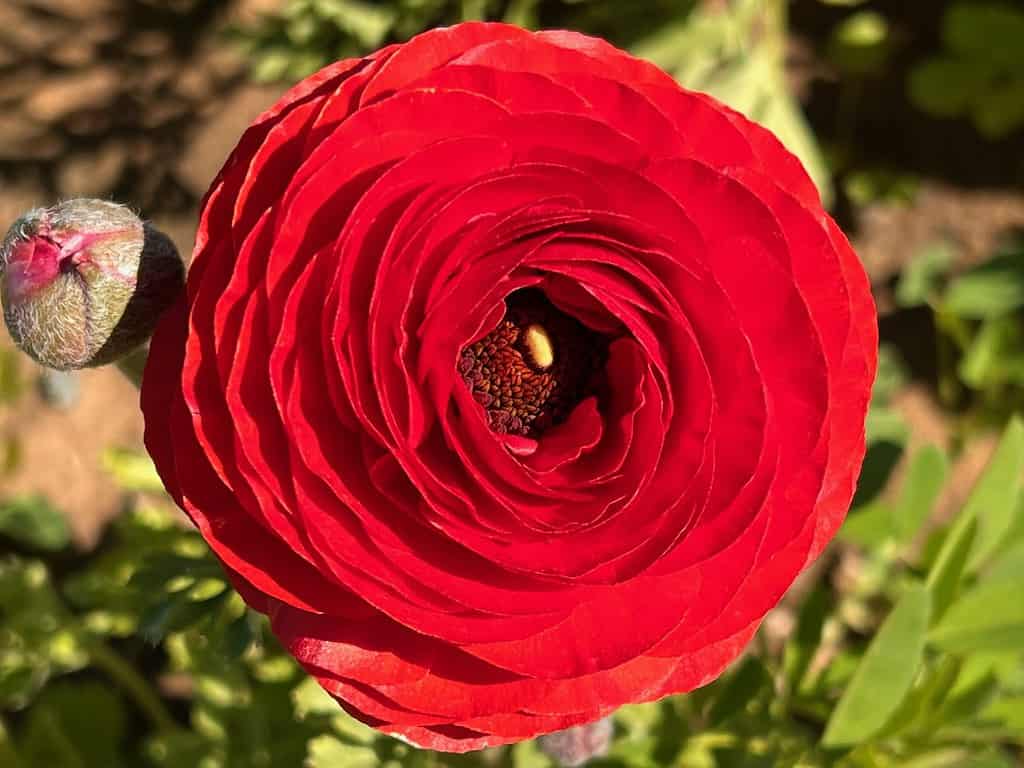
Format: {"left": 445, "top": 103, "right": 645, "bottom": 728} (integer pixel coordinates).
{"left": 959, "top": 317, "right": 1017, "bottom": 389}
{"left": 306, "top": 734, "right": 378, "bottom": 768}
{"left": 939, "top": 672, "right": 999, "bottom": 726}
{"left": 945, "top": 254, "right": 1024, "bottom": 319}
{"left": 841, "top": 499, "right": 895, "bottom": 548}
{"left": 981, "top": 695, "right": 1024, "bottom": 732}
{"left": 822, "top": 584, "right": 931, "bottom": 747}
{"left": 633, "top": 0, "right": 832, "bottom": 205}
{"left": 828, "top": 10, "right": 890, "bottom": 75}
{"left": 877, "top": 656, "right": 961, "bottom": 739}
{"left": 513, "top": 738, "right": 555, "bottom": 768}
{"left": 929, "top": 580, "right": 1024, "bottom": 653}
{"left": 0, "top": 496, "right": 70, "bottom": 552}
{"left": 102, "top": 448, "right": 166, "bottom": 494}
{"left": 964, "top": 415, "right": 1024, "bottom": 570}
{"left": 326, "top": 0, "right": 395, "bottom": 47}
{"left": 896, "top": 242, "right": 956, "bottom": 308}
{"left": 893, "top": 445, "right": 948, "bottom": 544}
{"left": 925, "top": 515, "right": 976, "bottom": 625}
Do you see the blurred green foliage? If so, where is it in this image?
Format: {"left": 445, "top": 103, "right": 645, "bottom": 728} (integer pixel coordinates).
{"left": 6, "top": 425, "right": 1024, "bottom": 765}
{"left": 231, "top": 0, "right": 545, "bottom": 84}
{"left": 895, "top": 235, "right": 1024, "bottom": 427}
{"left": 908, "top": 2, "right": 1024, "bottom": 139}
{"left": 232, "top": 0, "right": 834, "bottom": 204}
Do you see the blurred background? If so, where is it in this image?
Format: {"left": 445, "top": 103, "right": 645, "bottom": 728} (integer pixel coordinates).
{"left": 2, "top": 1, "right": 1024, "bottom": 767}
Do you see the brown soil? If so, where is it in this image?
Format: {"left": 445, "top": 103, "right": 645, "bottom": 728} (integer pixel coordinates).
{"left": 0, "top": 338, "right": 142, "bottom": 549}
{"left": 0, "top": 0, "right": 284, "bottom": 548}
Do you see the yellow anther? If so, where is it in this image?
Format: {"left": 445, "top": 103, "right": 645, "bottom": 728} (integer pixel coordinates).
{"left": 523, "top": 324, "right": 554, "bottom": 370}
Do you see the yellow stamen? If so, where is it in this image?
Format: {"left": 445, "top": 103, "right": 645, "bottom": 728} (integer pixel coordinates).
{"left": 524, "top": 324, "right": 554, "bottom": 370}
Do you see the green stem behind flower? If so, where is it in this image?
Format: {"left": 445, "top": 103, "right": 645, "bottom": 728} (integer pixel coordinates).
{"left": 115, "top": 345, "right": 148, "bottom": 389}
{"left": 85, "top": 637, "right": 179, "bottom": 734}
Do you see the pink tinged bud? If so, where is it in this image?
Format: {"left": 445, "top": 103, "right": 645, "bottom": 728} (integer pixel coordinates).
{"left": 0, "top": 199, "right": 184, "bottom": 370}
{"left": 537, "top": 717, "right": 614, "bottom": 767}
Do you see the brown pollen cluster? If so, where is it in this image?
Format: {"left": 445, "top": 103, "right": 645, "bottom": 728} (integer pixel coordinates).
{"left": 459, "top": 289, "right": 608, "bottom": 437}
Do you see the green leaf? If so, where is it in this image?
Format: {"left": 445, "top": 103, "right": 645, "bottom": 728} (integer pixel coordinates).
{"left": 512, "top": 738, "right": 555, "bottom": 768}
{"left": 0, "top": 718, "right": 23, "bottom": 768}
{"left": 981, "top": 695, "right": 1024, "bottom": 732}
{"left": 844, "top": 167, "right": 920, "bottom": 207}
{"left": 2, "top": 436, "right": 22, "bottom": 475}
{"left": 17, "top": 681, "right": 126, "bottom": 768}
{"left": 612, "top": 700, "right": 663, "bottom": 739}
{"left": 143, "top": 731, "right": 212, "bottom": 767}
{"left": 634, "top": 0, "right": 832, "bottom": 205}
{"left": 892, "top": 445, "right": 948, "bottom": 544}
{"left": 908, "top": 56, "right": 982, "bottom": 118}
{"left": 822, "top": 584, "right": 932, "bottom": 748}
{"left": 0, "top": 559, "right": 88, "bottom": 709}
{"left": 292, "top": 677, "right": 340, "bottom": 720}
{"left": 873, "top": 345, "right": 910, "bottom": 404}
{"left": 974, "top": 80, "right": 1024, "bottom": 139}
{"left": 959, "top": 317, "right": 1013, "bottom": 389}
{"left": 305, "top": 734, "right": 378, "bottom": 768}
{"left": 964, "top": 415, "right": 1024, "bottom": 569}
{"left": 783, "top": 585, "right": 831, "bottom": 695}
{"left": 503, "top": 0, "right": 539, "bottom": 27}
{"left": 840, "top": 500, "right": 895, "bottom": 549}
{"left": 851, "top": 439, "right": 904, "bottom": 509}
{"left": 876, "top": 656, "right": 962, "bottom": 739}
{"left": 983, "top": 539, "right": 1024, "bottom": 585}
{"left": 331, "top": 713, "right": 380, "bottom": 748}
{"left": 706, "top": 655, "right": 771, "bottom": 725}
{"left": 945, "top": 254, "right": 1024, "bottom": 319}
{"left": 138, "top": 594, "right": 225, "bottom": 643}
{"left": 251, "top": 48, "right": 294, "bottom": 83}
{"left": 0, "top": 496, "right": 70, "bottom": 551}
{"left": 318, "top": 0, "right": 395, "bottom": 47}
{"left": 895, "top": 242, "right": 956, "bottom": 308}
{"left": 828, "top": 11, "right": 891, "bottom": 75}
{"left": 901, "top": 752, "right": 1016, "bottom": 768}
{"left": 0, "top": 347, "right": 23, "bottom": 404}
{"left": 102, "top": 447, "right": 166, "bottom": 494}
{"left": 222, "top": 612, "right": 258, "bottom": 659}
{"left": 939, "top": 672, "right": 999, "bottom": 725}
{"left": 943, "top": 2, "right": 1024, "bottom": 68}
{"left": 925, "top": 515, "right": 976, "bottom": 625}
{"left": 929, "top": 580, "right": 1024, "bottom": 653}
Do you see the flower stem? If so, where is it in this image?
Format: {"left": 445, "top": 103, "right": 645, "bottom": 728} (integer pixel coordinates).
{"left": 115, "top": 345, "right": 148, "bottom": 389}
{"left": 0, "top": 715, "right": 25, "bottom": 768}
{"left": 86, "top": 638, "right": 179, "bottom": 733}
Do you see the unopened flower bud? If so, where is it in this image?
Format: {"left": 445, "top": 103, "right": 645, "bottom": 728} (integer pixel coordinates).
{"left": 0, "top": 199, "right": 184, "bottom": 370}
{"left": 537, "top": 717, "right": 614, "bottom": 767}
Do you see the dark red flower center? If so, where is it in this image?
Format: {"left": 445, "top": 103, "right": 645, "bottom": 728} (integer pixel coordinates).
{"left": 459, "top": 289, "right": 608, "bottom": 437}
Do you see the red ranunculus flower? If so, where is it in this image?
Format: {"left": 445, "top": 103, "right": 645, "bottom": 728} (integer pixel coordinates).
{"left": 142, "top": 22, "right": 877, "bottom": 752}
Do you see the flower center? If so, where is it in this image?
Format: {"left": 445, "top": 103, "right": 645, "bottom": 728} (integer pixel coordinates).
{"left": 459, "top": 289, "right": 608, "bottom": 437}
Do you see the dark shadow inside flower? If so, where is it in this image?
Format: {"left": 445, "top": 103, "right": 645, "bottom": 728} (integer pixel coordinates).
{"left": 458, "top": 287, "right": 613, "bottom": 439}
